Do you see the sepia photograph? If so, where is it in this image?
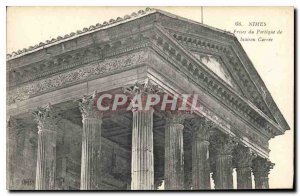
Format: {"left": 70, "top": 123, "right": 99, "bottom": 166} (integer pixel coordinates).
{"left": 6, "top": 6, "right": 294, "bottom": 191}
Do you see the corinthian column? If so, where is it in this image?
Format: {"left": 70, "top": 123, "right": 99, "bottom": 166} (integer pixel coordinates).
{"left": 252, "top": 157, "right": 274, "bottom": 189}
{"left": 210, "top": 134, "right": 238, "bottom": 189}
{"left": 123, "top": 79, "right": 162, "bottom": 190}
{"left": 131, "top": 108, "right": 154, "bottom": 190}
{"left": 234, "top": 146, "right": 256, "bottom": 189}
{"left": 78, "top": 92, "right": 103, "bottom": 190}
{"left": 190, "top": 117, "right": 214, "bottom": 190}
{"left": 33, "top": 104, "right": 57, "bottom": 190}
{"left": 164, "top": 112, "right": 185, "bottom": 190}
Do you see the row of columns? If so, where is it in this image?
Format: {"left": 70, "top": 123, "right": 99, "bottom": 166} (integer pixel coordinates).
{"left": 32, "top": 87, "right": 274, "bottom": 190}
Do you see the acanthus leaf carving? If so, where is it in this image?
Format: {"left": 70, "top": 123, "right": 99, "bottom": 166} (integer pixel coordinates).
{"left": 233, "top": 145, "right": 257, "bottom": 168}
{"left": 122, "top": 78, "right": 163, "bottom": 97}
{"left": 210, "top": 134, "right": 238, "bottom": 155}
{"left": 189, "top": 117, "right": 215, "bottom": 141}
{"left": 8, "top": 51, "right": 146, "bottom": 105}
{"left": 78, "top": 91, "right": 102, "bottom": 120}
{"left": 252, "top": 157, "right": 275, "bottom": 177}
{"left": 32, "top": 103, "right": 57, "bottom": 131}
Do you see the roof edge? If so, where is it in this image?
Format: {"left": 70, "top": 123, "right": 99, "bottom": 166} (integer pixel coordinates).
{"left": 7, "top": 7, "right": 236, "bottom": 61}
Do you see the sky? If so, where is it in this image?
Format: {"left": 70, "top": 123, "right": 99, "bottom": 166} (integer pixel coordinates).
{"left": 7, "top": 6, "right": 294, "bottom": 189}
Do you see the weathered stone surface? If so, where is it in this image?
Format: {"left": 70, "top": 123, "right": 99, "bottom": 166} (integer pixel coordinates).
{"left": 210, "top": 134, "right": 238, "bottom": 189}
{"left": 252, "top": 157, "right": 274, "bottom": 189}
{"left": 131, "top": 109, "right": 154, "bottom": 190}
{"left": 234, "top": 145, "right": 256, "bottom": 189}
{"left": 164, "top": 112, "right": 185, "bottom": 190}
{"left": 6, "top": 8, "right": 290, "bottom": 191}
{"left": 190, "top": 117, "right": 214, "bottom": 190}
{"left": 32, "top": 104, "right": 57, "bottom": 190}
{"left": 78, "top": 92, "right": 103, "bottom": 190}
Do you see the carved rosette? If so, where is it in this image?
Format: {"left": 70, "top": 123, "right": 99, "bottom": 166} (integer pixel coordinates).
{"left": 32, "top": 103, "right": 57, "bottom": 131}
{"left": 78, "top": 91, "right": 102, "bottom": 120}
{"left": 252, "top": 157, "right": 274, "bottom": 189}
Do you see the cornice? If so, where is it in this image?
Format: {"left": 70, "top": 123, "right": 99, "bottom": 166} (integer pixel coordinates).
{"left": 6, "top": 9, "right": 287, "bottom": 138}
{"left": 7, "top": 7, "right": 234, "bottom": 61}
{"left": 148, "top": 40, "right": 272, "bottom": 152}
{"left": 168, "top": 30, "right": 276, "bottom": 123}
{"left": 6, "top": 7, "right": 157, "bottom": 60}
{"left": 162, "top": 27, "right": 289, "bottom": 132}
{"left": 8, "top": 31, "right": 152, "bottom": 89}
{"left": 149, "top": 25, "right": 283, "bottom": 137}
{"left": 8, "top": 50, "right": 149, "bottom": 105}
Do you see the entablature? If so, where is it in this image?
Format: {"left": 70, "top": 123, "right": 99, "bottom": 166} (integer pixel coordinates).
{"left": 147, "top": 26, "right": 284, "bottom": 138}
{"left": 7, "top": 8, "right": 288, "bottom": 140}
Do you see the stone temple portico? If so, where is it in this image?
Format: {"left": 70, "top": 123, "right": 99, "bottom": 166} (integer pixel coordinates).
{"left": 7, "top": 8, "right": 289, "bottom": 190}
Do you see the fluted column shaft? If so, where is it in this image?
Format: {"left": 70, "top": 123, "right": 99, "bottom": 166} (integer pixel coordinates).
{"left": 215, "top": 154, "right": 233, "bottom": 189}
{"left": 254, "top": 175, "right": 269, "bottom": 189}
{"left": 78, "top": 92, "right": 103, "bottom": 190}
{"left": 234, "top": 146, "right": 256, "bottom": 189}
{"left": 164, "top": 114, "right": 184, "bottom": 190}
{"left": 191, "top": 117, "right": 213, "bottom": 190}
{"left": 35, "top": 129, "right": 57, "bottom": 190}
{"left": 236, "top": 167, "right": 252, "bottom": 189}
{"left": 192, "top": 140, "right": 210, "bottom": 189}
{"left": 80, "top": 118, "right": 102, "bottom": 190}
{"left": 131, "top": 109, "right": 154, "bottom": 190}
{"left": 123, "top": 79, "right": 162, "bottom": 190}
{"left": 211, "top": 135, "right": 237, "bottom": 190}
{"left": 252, "top": 157, "right": 274, "bottom": 189}
{"left": 33, "top": 104, "right": 57, "bottom": 190}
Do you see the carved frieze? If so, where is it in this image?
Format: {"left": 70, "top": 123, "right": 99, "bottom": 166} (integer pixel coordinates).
{"left": 150, "top": 29, "right": 281, "bottom": 137}
{"left": 148, "top": 48, "right": 270, "bottom": 154}
{"left": 171, "top": 31, "right": 275, "bottom": 123}
{"left": 8, "top": 51, "right": 147, "bottom": 105}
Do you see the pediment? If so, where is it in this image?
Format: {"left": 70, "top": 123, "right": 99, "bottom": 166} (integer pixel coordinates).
{"left": 156, "top": 23, "right": 289, "bottom": 131}
{"left": 6, "top": 8, "right": 289, "bottom": 133}
{"left": 191, "top": 52, "right": 243, "bottom": 94}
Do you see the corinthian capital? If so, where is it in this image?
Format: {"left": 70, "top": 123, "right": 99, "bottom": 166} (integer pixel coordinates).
{"left": 164, "top": 111, "right": 192, "bottom": 125}
{"left": 234, "top": 146, "right": 257, "bottom": 168}
{"left": 190, "top": 117, "right": 215, "bottom": 141}
{"left": 210, "top": 134, "right": 238, "bottom": 155}
{"left": 252, "top": 157, "right": 275, "bottom": 176}
{"left": 122, "top": 79, "right": 162, "bottom": 96}
{"left": 32, "top": 103, "right": 57, "bottom": 131}
{"left": 78, "top": 91, "right": 102, "bottom": 119}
